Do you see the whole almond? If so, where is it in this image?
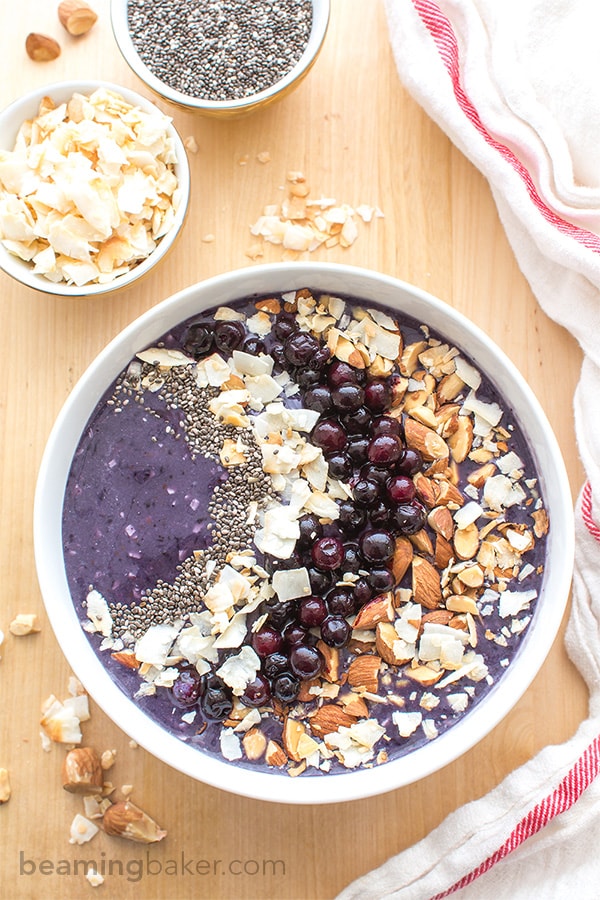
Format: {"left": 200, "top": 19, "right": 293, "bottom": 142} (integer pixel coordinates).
{"left": 58, "top": 0, "right": 97, "bottom": 35}
{"left": 26, "top": 33, "right": 61, "bottom": 61}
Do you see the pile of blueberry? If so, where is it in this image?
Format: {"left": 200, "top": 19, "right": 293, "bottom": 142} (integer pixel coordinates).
{"left": 171, "top": 302, "right": 429, "bottom": 722}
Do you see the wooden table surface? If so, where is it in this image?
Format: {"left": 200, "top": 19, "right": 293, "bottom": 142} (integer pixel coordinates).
{"left": 0, "top": 1, "right": 590, "bottom": 898}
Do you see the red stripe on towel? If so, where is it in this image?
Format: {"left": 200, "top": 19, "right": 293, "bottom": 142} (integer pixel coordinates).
{"left": 581, "top": 480, "right": 600, "bottom": 542}
{"left": 429, "top": 732, "right": 600, "bottom": 898}
{"left": 411, "top": 0, "right": 600, "bottom": 254}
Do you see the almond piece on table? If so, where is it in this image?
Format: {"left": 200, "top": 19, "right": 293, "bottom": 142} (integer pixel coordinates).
{"left": 62, "top": 747, "right": 103, "bottom": 794}
{"left": 8, "top": 613, "right": 41, "bottom": 636}
{"left": 102, "top": 801, "right": 166, "bottom": 843}
{"left": 58, "top": 0, "right": 98, "bottom": 35}
{"left": 26, "top": 33, "right": 61, "bottom": 61}
{"left": 412, "top": 557, "right": 442, "bottom": 609}
{"left": 347, "top": 655, "right": 381, "bottom": 693}
{"left": 0, "top": 768, "right": 10, "bottom": 804}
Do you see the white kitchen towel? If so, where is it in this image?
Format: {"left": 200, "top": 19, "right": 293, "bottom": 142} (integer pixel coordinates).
{"left": 338, "top": 1, "right": 600, "bottom": 897}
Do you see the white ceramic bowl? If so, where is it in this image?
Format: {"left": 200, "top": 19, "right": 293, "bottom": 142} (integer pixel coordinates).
{"left": 111, "top": 0, "right": 330, "bottom": 116}
{"left": 0, "top": 80, "right": 190, "bottom": 297}
{"left": 34, "top": 263, "right": 573, "bottom": 804}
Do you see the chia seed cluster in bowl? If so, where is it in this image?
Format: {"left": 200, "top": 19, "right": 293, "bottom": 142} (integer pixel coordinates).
{"left": 62, "top": 286, "right": 550, "bottom": 777}
{"left": 127, "top": 0, "right": 313, "bottom": 102}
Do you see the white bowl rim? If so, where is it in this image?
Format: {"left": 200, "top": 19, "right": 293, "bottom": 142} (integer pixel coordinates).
{"left": 110, "top": 0, "right": 331, "bottom": 112}
{"left": 0, "top": 79, "right": 190, "bottom": 297}
{"left": 34, "top": 262, "right": 574, "bottom": 804}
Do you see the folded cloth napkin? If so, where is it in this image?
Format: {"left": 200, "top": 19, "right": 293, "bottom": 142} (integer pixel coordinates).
{"left": 338, "top": 1, "right": 600, "bottom": 897}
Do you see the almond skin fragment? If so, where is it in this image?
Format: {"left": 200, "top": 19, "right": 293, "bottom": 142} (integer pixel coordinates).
{"left": 412, "top": 557, "right": 442, "bottom": 609}
{"left": 346, "top": 655, "right": 381, "bottom": 693}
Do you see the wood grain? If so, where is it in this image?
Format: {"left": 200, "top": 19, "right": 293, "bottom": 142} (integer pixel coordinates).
{"left": 0, "top": 1, "right": 588, "bottom": 898}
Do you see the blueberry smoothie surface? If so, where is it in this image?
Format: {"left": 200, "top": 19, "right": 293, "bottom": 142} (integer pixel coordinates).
{"left": 62, "top": 289, "right": 550, "bottom": 776}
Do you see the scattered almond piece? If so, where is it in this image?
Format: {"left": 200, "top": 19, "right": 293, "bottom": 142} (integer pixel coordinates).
{"left": 26, "top": 33, "right": 61, "bottom": 61}
{"left": 102, "top": 800, "right": 166, "bottom": 843}
{"left": 62, "top": 747, "right": 103, "bottom": 793}
{"left": 101, "top": 749, "right": 117, "bottom": 770}
{"left": 9, "top": 613, "right": 41, "bottom": 636}
{"left": 58, "top": 0, "right": 97, "bottom": 35}
{"left": 183, "top": 135, "right": 199, "bottom": 153}
{"left": 0, "top": 768, "right": 11, "bottom": 804}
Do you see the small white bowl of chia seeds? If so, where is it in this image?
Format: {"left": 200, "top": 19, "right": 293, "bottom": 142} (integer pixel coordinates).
{"left": 0, "top": 80, "right": 190, "bottom": 296}
{"left": 111, "top": 0, "right": 330, "bottom": 116}
{"left": 34, "top": 262, "right": 574, "bottom": 804}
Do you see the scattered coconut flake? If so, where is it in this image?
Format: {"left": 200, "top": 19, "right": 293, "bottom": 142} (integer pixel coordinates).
{"left": 69, "top": 814, "right": 99, "bottom": 845}
{"left": 86, "top": 865, "right": 105, "bottom": 887}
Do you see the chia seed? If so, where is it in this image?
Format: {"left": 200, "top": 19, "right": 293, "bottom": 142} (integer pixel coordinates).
{"left": 127, "top": 0, "right": 313, "bottom": 101}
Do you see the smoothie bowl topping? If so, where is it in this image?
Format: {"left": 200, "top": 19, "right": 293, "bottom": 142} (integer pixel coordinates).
{"left": 62, "top": 288, "right": 549, "bottom": 777}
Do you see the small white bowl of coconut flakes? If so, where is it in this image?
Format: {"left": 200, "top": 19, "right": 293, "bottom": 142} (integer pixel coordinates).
{"left": 0, "top": 80, "right": 190, "bottom": 296}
